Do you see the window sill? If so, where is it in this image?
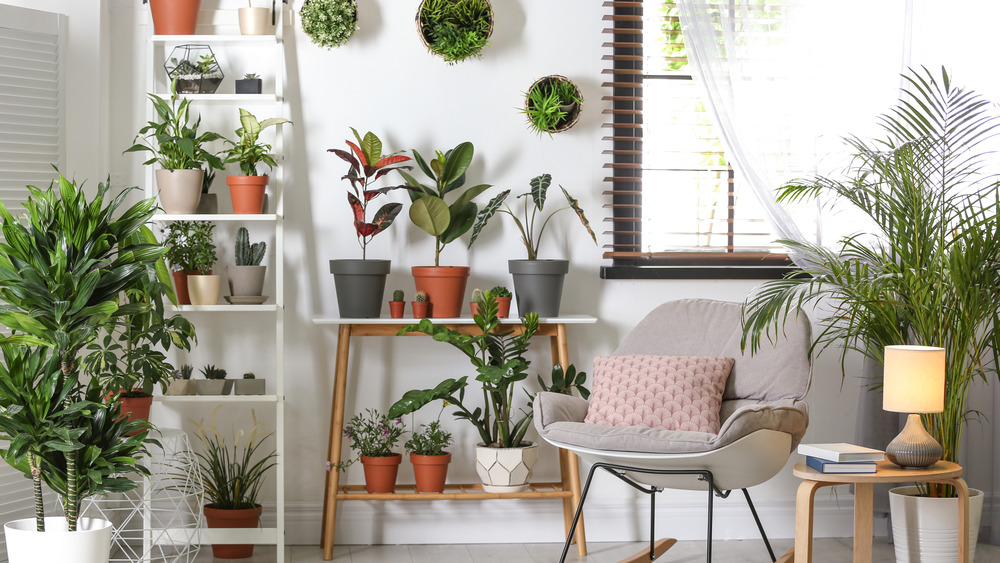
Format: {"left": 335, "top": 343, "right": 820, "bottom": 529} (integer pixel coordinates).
{"left": 600, "top": 264, "right": 801, "bottom": 280}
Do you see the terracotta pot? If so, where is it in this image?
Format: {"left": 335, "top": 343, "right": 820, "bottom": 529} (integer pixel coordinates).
{"left": 411, "top": 301, "right": 428, "bottom": 318}
{"left": 389, "top": 301, "right": 405, "bottom": 318}
{"left": 238, "top": 7, "right": 271, "bottom": 35}
{"left": 171, "top": 270, "right": 194, "bottom": 304}
{"left": 410, "top": 452, "right": 451, "bottom": 493}
{"left": 120, "top": 394, "right": 153, "bottom": 427}
{"left": 149, "top": 0, "right": 202, "bottom": 35}
{"left": 496, "top": 296, "right": 512, "bottom": 318}
{"left": 469, "top": 302, "right": 481, "bottom": 317}
{"left": 411, "top": 266, "right": 470, "bottom": 318}
{"left": 360, "top": 453, "right": 402, "bottom": 493}
{"left": 203, "top": 504, "right": 262, "bottom": 559}
{"left": 188, "top": 274, "right": 221, "bottom": 305}
{"left": 227, "top": 175, "right": 269, "bottom": 214}
{"left": 156, "top": 169, "right": 203, "bottom": 214}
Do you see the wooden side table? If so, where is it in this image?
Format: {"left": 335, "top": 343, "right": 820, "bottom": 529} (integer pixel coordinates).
{"left": 779, "top": 460, "right": 969, "bottom": 563}
{"left": 312, "top": 315, "right": 597, "bottom": 561}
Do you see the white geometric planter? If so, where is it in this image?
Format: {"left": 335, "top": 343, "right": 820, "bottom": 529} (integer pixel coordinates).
{"left": 4, "top": 517, "right": 112, "bottom": 563}
{"left": 889, "top": 485, "right": 984, "bottom": 563}
{"left": 475, "top": 442, "right": 539, "bottom": 493}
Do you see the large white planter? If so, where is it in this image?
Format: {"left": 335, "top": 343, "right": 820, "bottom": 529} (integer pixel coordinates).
{"left": 4, "top": 517, "right": 112, "bottom": 563}
{"left": 475, "top": 442, "right": 539, "bottom": 493}
{"left": 889, "top": 485, "right": 984, "bottom": 563}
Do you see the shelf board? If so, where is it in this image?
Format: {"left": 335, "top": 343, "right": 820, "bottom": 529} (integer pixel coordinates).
{"left": 336, "top": 482, "right": 573, "bottom": 501}
{"left": 155, "top": 394, "right": 279, "bottom": 403}
{"left": 312, "top": 314, "right": 598, "bottom": 325}
{"left": 170, "top": 94, "right": 280, "bottom": 103}
{"left": 152, "top": 213, "right": 279, "bottom": 222}
{"left": 151, "top": 34, "right": 278, "bottom": 44}
{"left": 170, "top": 304, "right": 279, "bottom": 312}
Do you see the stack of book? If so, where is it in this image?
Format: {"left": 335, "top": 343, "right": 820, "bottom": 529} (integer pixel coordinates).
{"left": 797, "top": 443, "right": 885, "bottom": 473}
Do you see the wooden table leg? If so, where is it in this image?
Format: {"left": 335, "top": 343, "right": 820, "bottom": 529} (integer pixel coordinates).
{"left": 853, "top": 482, "right": 874, "bottom": 562}
{"left": 321, "top": 324, "right": 352, "bottom": 560}
{"left": 936, "top": 478, "right": 970, "bottom": 563}
{"left": 551, "top": 325, "right": 586, "bottom": 556}
{"left": 794, "top": 479, "right": 826, "bottom": 563}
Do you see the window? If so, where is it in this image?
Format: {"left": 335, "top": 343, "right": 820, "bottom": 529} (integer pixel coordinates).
{"left": 600, "top": 1, "right": 795, "bottom": 279}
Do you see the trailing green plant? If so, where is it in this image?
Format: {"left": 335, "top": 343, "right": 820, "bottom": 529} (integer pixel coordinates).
{"left": 389, "top": 291, "right": 588, "bottom": 448}
{"left": 470, "top": 173, "right": 597, "bottom": 260}
{"left": 329, "top": 128, "right": 413, "bottom": 259}
{"left": 405, "top": 416, "right": 453, "bottom": 456}
{"left": 200, "top": 364, "right": 227, "bottom": 380}
{"left": 391, "top": 289, "right": 405, "bottom": 302}
{"left": 234, "top": 227, "right": 266, "bottom": 266}
{"left": 520, "top": 77, "right": 583, "bottom": 136}
{"left": 193, "top": 407, "right": 277, "bottom": 510}
{"left": 0, "top": 174, "right": 159, "bottom": 532}
{"left": 402, "top": 141, "right": 491, "bottom": 266}
{"left": 415, "top": 291, "right": 428, "bottom": 303}
{"left": 223, "top": 108, "right": 290, "bottom": 176}
{"left": 125, "top": 83, "right": 225, "bottom": 171}
{"left": 741, "top": 67, "right": 1000, "bottom": 497}
{"left": 418, "top": 0, "right": 493, "bottom": 64}
{"left": 489, "top": 285, "right": 511, "bottom": 298}
{"left": 162, "top": 220, "right": 217, "bottom": 273}
{"left": 300, "top": 0, "right": 359, "bottom": 49}
{"left": 336, "top": 408, "right": 406, "bottom": 468}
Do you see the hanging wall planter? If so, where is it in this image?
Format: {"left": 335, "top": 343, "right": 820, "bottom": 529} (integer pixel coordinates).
{"left": 416, "top": 0, "right": 493, "bottom": 64}
{"left": 300, "top": 0, "right": 359, "bottom": 49}
{"left": 521, "top": 75, "right": 583, "bottom": 136}
{"left": 164, "top": 44, "right": 223, "bottom": 94}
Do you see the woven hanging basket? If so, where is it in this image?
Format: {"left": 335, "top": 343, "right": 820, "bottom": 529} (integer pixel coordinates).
{"left": 415, "top": 0, "right": 494, "bottom": 62}
{"left": 524, "top": 75, "right": 583, "bottom": 134}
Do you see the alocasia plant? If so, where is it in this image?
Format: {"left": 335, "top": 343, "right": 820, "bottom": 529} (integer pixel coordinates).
{"left": 329, "top": 128, "right": 413, "bottom": 258}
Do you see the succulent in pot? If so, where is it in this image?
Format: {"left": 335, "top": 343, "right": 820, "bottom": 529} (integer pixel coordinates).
{"left": 196, "top": 364, "right": 230, "bottom": 395}
{"left": 328, "top": 128, "right": 413, "bottom": 318}
{"left": 223, "top": 108, "right": 290, "bottom": 214}
{"left": 228, "top": 226, "right": 267, "bottom": 298}
{"left": 165, "top": 47, "right": 223, "bottom": 94}
{"left": 389, "top": 289, "right": 406, "bottom": 319}
{"left": 235, "top": 72, "right": 263, "bottom": 94}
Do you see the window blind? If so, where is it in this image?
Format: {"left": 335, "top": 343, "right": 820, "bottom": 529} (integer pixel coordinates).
{"left": 602, "top": 1, "right": 792, "bottom": 273}
{"left": 0, "top": 5, "right": 64, "bottom": 217}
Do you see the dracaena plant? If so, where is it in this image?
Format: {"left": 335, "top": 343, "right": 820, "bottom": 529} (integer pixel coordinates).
{"left": 401, "top": 141, "right": 491, "bottom": 266}
{"left": 329, "top": 128, "right": 413, "bottom": 259}
{"left": 469, "top": 173, "right": 597, "bottom": 260}
{"left": 223, "top": 108, "right": 291, "bottom": 176}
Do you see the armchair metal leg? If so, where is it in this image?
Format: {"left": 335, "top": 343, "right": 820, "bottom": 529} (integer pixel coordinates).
{"left": 742, "top": 488, "right": 776, "bottom": 562}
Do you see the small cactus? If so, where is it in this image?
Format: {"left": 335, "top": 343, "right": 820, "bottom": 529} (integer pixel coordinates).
{"left": 178, "top": 364, "right": 194, "bottom": 380}
{"left": 235, "top": 227, "right": 266, "bottom": 266}
{"left": 415, "top": 290, "right": 427, "bottom": 303}
{"left": 471, "top": 288, "right": 484, "bottom": 303}
{"left": 391, "top": 289, "right": 404, "bottom": 302}
{"left": 200, "top": 364, "right": 227, "bottom": 380}
{"left": 243, "top": 72, "right": 260, "bottom": 80}
{"left": 243, "top": 372, "right": 256, "bottom": 380}
{"left": 490, "top": 285, "right": 511, "bottom": 298}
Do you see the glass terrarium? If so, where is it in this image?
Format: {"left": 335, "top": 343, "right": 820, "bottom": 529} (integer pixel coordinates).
{"left": 164, "top": 44, "right": 224, "bottom": 94}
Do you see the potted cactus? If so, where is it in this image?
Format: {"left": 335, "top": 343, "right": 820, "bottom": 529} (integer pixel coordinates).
{"left": 411, "top": 291, "right": 429, "bottom": 319}
{"left": 468, "top": 288, "right": 484, "bottom": 317}
{"left": 234, "top": 372, "right": 265, "bottom": 395}
{"left": 227, "top": 227, "right": 267, "bottom": 301}
{"left": 389, "top": 289, "right": 405, "bottom": 319}
{"left": 195, "top": 364, "right": 230, "bottom": 395}
{"left": 490, "top": 285, "right": 512, "bottom": 318}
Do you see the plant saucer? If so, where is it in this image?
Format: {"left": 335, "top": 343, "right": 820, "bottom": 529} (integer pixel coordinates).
{"left": 225, "top": 295, "right": 268, "bottom": 305}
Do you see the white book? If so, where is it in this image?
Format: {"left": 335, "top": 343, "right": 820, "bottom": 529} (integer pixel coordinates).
{"left": 797, "top": 443, "right": 885, "bottom": 462}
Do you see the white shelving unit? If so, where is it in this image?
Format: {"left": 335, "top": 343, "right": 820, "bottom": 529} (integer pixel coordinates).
{"left": 141, "top": 6, "right": 288, "bottom": 561}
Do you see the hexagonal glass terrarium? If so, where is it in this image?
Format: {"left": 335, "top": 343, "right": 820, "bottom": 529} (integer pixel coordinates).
{"left": 164, "top": 44, "right": 224, "bottom": 94}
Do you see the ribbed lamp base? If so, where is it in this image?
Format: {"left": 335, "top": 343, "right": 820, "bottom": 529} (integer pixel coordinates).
{"left": 886, "top": 413, "right": 943, "bottom": 469}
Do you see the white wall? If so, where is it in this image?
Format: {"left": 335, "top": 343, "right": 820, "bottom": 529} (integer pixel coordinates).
{"left": 102, "top": 0, "right": 876, "bottom": 547}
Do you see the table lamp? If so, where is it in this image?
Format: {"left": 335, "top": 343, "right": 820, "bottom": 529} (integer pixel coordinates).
{"left": 883, "top": 345, "right": 945, "bottom": 469}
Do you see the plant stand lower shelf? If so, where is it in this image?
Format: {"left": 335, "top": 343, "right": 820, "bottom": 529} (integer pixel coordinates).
{"left": 312, "top": 315, "right": 597, "bottom": 561}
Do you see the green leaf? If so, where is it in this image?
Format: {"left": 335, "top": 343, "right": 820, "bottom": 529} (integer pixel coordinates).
{"left": 409, "top": 196, "right": 451, "bottom": 236}
{"left": 439, "top": 142, "right": 473, "bottom": 192}
{"left": 529, "top": 174, "right": 551, "bottom": 211}
{"left": 468, "top": 190, "right": 510, "bottom": 247}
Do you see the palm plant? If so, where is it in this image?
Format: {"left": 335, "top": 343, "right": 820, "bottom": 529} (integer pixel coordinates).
{"left": 741, "top": 67, "right": 1000, "bottom": 494}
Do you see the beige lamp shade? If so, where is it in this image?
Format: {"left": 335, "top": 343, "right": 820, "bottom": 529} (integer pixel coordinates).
{"left": 883, "top": 345, "right": 945, "bottom": 413}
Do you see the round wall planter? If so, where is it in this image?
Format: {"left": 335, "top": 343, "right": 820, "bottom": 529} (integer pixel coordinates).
{"left": 508, "top": 259, "right": 569, "bottom": 318}
{"left": 156, "top": 169, "right": 203, "bottom": 214}
{"left": 523, "top": 75, "right": 583, "bottom": 135}
{"left": 227, "top": 175, "right": 269, "bottom": 214}
{"left": 411, "top": 452, "right": 452, "bottom": 493}
{"left": 412, "top": 266, "right": 470, "bottom": 318}
{"left": 238, "top": 7, "right": 271, "bottom": 35}
{"left": 149, "top": 0, "right": 201, "bottom": 35}
{"left": 889, "top": 486, "right": 984, "bottom": 563}
{"left": 415, "top": 0, "right": 493, "bottom": 64}
{"left": 203, "top": 504, "right": 262, "bottom": 559}
{"left": 360, "top": 453, "right": 402, "bottom": 493}
{"left": 4, "top": 517, "right": 113, "bottom": 563}
{"left": 187, "top": 274, "right": 221, "bottom": 306}
{"left": 475, "top": 442, "right": 539, "bottom": 493}
{"left": 330, "top": 259, "right": 390, "bottom": 318}
{"left": 227, "top": 265, "right": 267, "bottom": 297}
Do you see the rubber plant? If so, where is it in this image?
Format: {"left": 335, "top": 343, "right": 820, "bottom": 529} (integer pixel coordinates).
{"left": 328, "top": 128, "right": 413, "bottom": 258}
{"left": 0, "top": 174, "right": 158, "bottom": 532}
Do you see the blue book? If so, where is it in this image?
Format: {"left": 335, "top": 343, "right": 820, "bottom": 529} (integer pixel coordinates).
{"left": 806, "top": 455, "right": 877, "bottom": 474}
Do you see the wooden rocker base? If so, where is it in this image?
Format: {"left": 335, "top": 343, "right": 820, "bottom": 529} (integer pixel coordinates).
{"left": 775, "top": 547, "right": 794, "bottom": 563}
{"left": 618, "top": 538, "right": 677, "bottom": 563}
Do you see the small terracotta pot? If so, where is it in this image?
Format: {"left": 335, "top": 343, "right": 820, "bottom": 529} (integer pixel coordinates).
{"left": 171, "top": 270, "right": 193, "bottom": 304}
{"left": 149, "top": 0, "right": 202, "bottom": 35}
{"left": 360, "top": 453, "right": 402, "bottom": 494}
{"left": 227, "top": 175, "right": 269, "bottom": 214}
{"left": 496, "top": 296, "right": 512, "bottom": 318}
{"left": 411, "top": 301, "right": 428, "bottom": 319}
{"left": 389, "top": 301, "right": 405, "bottom": 318}
{"left": 120, "top": 395, "right": 153, "bottom": 427}
{"left": 410, "top": 452, "right": 451, "bottom": 493}
{"left": 203, "top": 504, "right": 262, "bottom": 558}
{"left": 469, "top": 302, "right": 481, "bottom": 317}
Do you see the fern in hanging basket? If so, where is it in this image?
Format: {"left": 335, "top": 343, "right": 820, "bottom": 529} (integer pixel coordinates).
{"left": 301, "top": 0, "right": 359, "bottom": 49}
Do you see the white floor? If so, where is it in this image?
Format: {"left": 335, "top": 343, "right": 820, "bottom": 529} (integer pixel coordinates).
{"left": 190, "top": 538, "right": 1000, "bottom": 562}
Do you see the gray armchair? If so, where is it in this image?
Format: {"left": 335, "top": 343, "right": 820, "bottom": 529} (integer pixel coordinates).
{"left": 534, "top": 299, "right": 812, "bottom": 562}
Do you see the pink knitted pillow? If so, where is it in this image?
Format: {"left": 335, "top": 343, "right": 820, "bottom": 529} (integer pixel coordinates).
{"left": 584, "top": 355, "right": 735, "bottom": 434}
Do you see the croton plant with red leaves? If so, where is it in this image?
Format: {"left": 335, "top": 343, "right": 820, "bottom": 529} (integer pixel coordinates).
{"left": 329, "top": 128, "right": 413, "bottom": 258}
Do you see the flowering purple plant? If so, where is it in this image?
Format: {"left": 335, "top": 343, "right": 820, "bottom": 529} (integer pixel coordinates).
{"left": 342, "top": 408, "right": 405, "bottom": 461}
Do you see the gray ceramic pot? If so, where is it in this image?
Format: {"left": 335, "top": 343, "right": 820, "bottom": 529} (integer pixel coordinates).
{"left": 227, "top": 265, "right": 266, "bottom": 297}
{"left": 330, "top": 259, "right": 390, "bottom": 318}
{"left": 508, "top": 259, "right": 569, "bottom": 318}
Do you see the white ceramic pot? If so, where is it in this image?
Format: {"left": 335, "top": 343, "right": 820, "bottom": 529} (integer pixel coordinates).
{"left": 238, "top": 7, "right": 271, "bottom": 35}
{"left": 187, "top": 274, "right": 220, "bottom": 305}
{"left": 474, "top": 442, "right": 539, "bottom": 493}
{"left": 889, "top": 485, "right": 984, "bottom": 563}
{"left": 155, "top": 169, "right": 203, "bottom": 214}
{"left": 4, "top": 517, "right": 112, "bottom": 563}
